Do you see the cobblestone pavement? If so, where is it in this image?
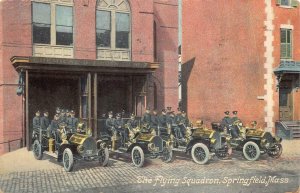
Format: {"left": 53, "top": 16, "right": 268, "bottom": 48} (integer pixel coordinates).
{"left": 0, "top": 140, "right": 299, "bottom": 193}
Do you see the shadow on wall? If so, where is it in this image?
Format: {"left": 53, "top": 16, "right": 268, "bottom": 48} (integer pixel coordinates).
{"left": 181, "top": 57, "right": 195, "bottom": 113}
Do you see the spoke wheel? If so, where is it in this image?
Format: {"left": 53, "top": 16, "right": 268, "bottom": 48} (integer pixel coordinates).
{"left": 162, "top": 148, "right": 173, "bottom": 163}
{"left": 191, "top": 143, "right": 209, "bottom": 164}
{"left": 268, "top": 144, "right": 282, "bottom": 159}
{"left": 32, "top": 139, "right": 43, "bottom": 160}
{"left": 98, "top": 147, "right": 109, "bottom": 166}
{"left": 131, "top": 146, "right": 144, "bottom": 167}
{"left": 63, "top": 148, "right": 74, "bottom": 172}
{"left": 243, "top": 141, "right": 260, "bottom": 161}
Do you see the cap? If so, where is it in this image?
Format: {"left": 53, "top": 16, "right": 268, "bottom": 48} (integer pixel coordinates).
{"left": 43, "top": 111, "right": 49, "bottom": 115}
{"left": 224, "top": 111, "right": 230, "bottom": 115}
{"left": 182, "top": 111, "right": 186, "bottom": 114}
{"left": 130, "top": 113, "right": 136, "bottom": 117}
{"left": 162, "top": 109, "right": 166, "bottom": 113}
{"left": 70, "top": 110, "right": 75, "bottom": 114}
{"left": 66, "top": 109, "right": 69, "bottom": 113}
{"left": 61, "top": 109, "right": 66, "bottom": 113}
{"left": 116, "top": 113, "right": 121, "bottom": 117}
{"left": 36, "top": 110, "right": 40, "bottom": 114}
{"left": 108, "top": 111, "right": 113, "bottom": 115}
{"left": 146, "top": 106, "right": 150, "bottom": 110}
{"left": 232, "top": 111, "right": 238, "bottom": 115}
{"left": 166, "top": 107, "right": 172, "bottom": 111}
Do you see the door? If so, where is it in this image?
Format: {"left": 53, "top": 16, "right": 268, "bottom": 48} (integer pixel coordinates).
{"left": 279, "top": 88, "right": 293, "bottom": 121}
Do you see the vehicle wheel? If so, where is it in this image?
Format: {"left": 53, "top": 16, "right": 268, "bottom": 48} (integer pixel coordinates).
{"left": 162, "top": 148, "right": 173, "bottom": 163}
{"left": 191, "top": 143, "right": 210, "bottom": 164}
{"left": 267, "top": 144, "right": 282, "bottom": 159}
{"left": 63, "top": 148, "right": 74, "bottom": 172}
{"left": 131, "top": 146, "right": 144, "bottom": 167}
{"left": 243, "top": 141, "right": 260, "bottom": 161}
{"left": 98, "top": 147, "right": 109, "bottom": 166}
{"left": 32, "top": 139, "right": 43, "bottom": 160}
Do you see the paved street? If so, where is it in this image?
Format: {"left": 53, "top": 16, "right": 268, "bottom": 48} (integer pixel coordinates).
{"left": 0, "top": 140, "right": 299, "bottom": 193}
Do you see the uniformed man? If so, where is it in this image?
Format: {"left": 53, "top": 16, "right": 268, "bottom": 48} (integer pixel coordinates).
{"left": 168, "top": 112, "right": 180, "bottom": 138}
{"left": 55, "top": 107, "right": 61, "bottom": 115}
{"left": 50, "top": 114, "right": 60, "bottom": 141}
{"left": 33, "top": 110, "right": 41, "bottom": 130}
{"left": 105, "top": 111, "right": 115, "bottom": 136}
{"left": 66, "top": 109, "right": 71, "bottom": 118}
{"left": 40, "top": 111, "right": 50, "bottom": 131}
{"left": 231, "top": 111, "right": 240, "bottom": 123}
{"left": 158, "top": 109, "right": 168, "bottom": 128}
{"left": 220, "top": 111, "right": 232, "bottom": 133}
{"left": 127, "top": 113, "right": 139, "bottom": 130}
{"left": 114, "top": 113, "right": 126, "bottom": 144}
{"left": 141, "top": 107, "right": 151, "bottom": 127}
{"left": 59, "top": 109, "right": 67, "bottom": 124}
{"left": 66, "top": 110, "right": 78, "bottom": 133}
{"left": 176, "top": 111, "right": 190, "bottom": 138}
{"left": 151, "top": 110, "right": 159, "bottom": 135}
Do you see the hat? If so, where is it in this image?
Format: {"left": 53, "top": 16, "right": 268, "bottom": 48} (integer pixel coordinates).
{"left": 44, "top": 111, "right": 49, "bottom": 115}
{"left": 232, "top": 111, "right": 238, "bottom": 115}
{"left": 70, "top": 110, "right": 75, "bottom": 114}
{"left": 153, "top": 109, "right": 157, "bottom": 113}
{"left": 166, "top": 107, "right": 172, "bottom": 111}
{"left": 162, "top": 109, "right": 166, "bottom": 113}
{"left": 61, "top": 109, "right": 66, "bottom": 113}
{"left": 116, "top": 113, "right": 121, "bottom": 117}
{"left": 146, "top": 106, "right": 150, "bottom": 110}
{"left": 182, "top": 111, "right": 186, "bottom": 114}
{"left": 108, "top": 111, "right": 113, "bottom": 115}
{"left": 66, "top": 109, "right": 69, "bottom": 113}
{"left": 54, "top": 114, "right": 59, "bottom": 118}
{"left": 224, "top": 111, "right": 230, "bottom": 115}
{"left": 36, "top": 110, "right": 40, "bottom": 114}
{"left": 130, "top": 113, "right": 135, "bottom": 117}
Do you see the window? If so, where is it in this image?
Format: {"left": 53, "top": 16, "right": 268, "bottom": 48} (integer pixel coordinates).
{"left": 116, "top": 12, "right": 130, "bottom": 48}
{"left": 96, "top": 11, "right": 111, "bottom": 47}
{"left": 277, "top": 0, "right": 299, "bottom": 7}
{"left": 32, "top": 2, "right": 51, "bottom": 44}
{"left": 280, "top": 29, "right": 292, "bottom": 59}
{"left": 56, "top": 5, "right": 73, "bottom": 45}
{"left": 32, "top": 1, "right": 73, "bottom": 46}
{"left": 96, "top": 0, "right": 131, "bottom": 50}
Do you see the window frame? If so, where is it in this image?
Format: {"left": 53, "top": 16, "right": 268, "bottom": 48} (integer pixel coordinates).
{"left": 280, "top": 28, "right": 293, "bottom": 60}
{"left": 96, "top": 1, "right": 131, "bottom": 51}
{"left": 31, "top": 1, "right": 74, "bottom": 47}
{"left": 96, "top": 10, "right": 112, "bottom": 49}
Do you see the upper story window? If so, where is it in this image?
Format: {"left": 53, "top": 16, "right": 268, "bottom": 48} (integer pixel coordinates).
{"left": 276, "top": 0, "right": 299, "bottom": 7}
{"left": 96, "top": 0, "right": 131, "bottom": 50}
{"left": 32, "top": 1, "right": 73, "bottom": 46}
{"left": 280, "top": 28, "right": 292, "bottom": 59}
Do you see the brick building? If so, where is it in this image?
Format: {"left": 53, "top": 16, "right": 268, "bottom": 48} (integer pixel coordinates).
{"left": 182, "top": 0, "right": 300, "bottom": 134}
{"left": 0, "top": 0, "right": 178, "bottom": 154}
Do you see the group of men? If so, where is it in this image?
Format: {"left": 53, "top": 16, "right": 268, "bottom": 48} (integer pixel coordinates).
{"left": 32, "top": 107, "right": 79, "bottom": 136}
{"left": 105, "top": 107, "right": 191, "bottom": 144}
{"left": 220, "top": 110, "right": 241, "bottom": 138}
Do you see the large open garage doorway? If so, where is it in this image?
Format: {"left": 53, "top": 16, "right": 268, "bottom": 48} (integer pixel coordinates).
{"left": 28, "top": 74, "right": 79, "bottom": 144}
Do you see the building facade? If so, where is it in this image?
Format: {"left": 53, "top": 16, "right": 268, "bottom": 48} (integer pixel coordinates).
{"left": 0, "top": 0, "right": 178, "bottom": 154}
{"left": 182, "top": 0, "right": 300, "bottom": 132}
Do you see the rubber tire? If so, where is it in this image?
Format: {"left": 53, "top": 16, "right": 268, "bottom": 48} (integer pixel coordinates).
{"left": 267, "top": 143, "right": 283, "bottom": 159}
{"left": 243, "top": 141, "right": 260, "bottom": 161}
{"left": 131, "top": 146, "right": 145, "bottom": 168}
{"left": 32, "top": 139, "right": 43, "bottom": 160}
{"left": 162, "top": 148, "right": 173, "bottom": 163}
{"left": 63, "top": 148, "right": 74, "bottom": 172}
{"left": 98, "top": 147, "right": 109, "bottom": 166}
{"left": 191, "top": 143, "right": 210, "bottom": 164}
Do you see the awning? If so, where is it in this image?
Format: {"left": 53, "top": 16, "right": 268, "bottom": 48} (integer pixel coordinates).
{"left": 274, "top": 60, "right": 300, "bottom": 75}
{"left": 11, "top": 56, "right": 160, "bottom": 74}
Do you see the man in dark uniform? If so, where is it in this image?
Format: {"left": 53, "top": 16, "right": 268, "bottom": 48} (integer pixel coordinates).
{"left": 168, "top": 112, "right": 180, "bottom": 138}
{"left": 33, "top": 110, "right": 41, "bottom": 130}
{"left": 40, "top": 111, "right": 50, "bottom": 131}
{"left": 114, "top": 113, "right": 126, "bottom": 144}
{"left": 50, "top": 114, "right": 60, "bottom": 141}
{"left": 151, "top": 110, "right": 159, "bottom": 135}
{"left": 158, "top": 109, "right": 168, "bottom": 135}
{"left": 66, "top": 109, "right": 71, "bottom": 118}
{"left": 66, "top": 110, "right": 78, "bottom": 133}
{"left": 176, "top": 111, "right": 190, "bottom": 138}
{"left": 141, "top": 107, "right": 152, "bottom": 130}
{"left": 105, "top": 111, "right": 115, "bottom": 136}
{"left": 59, "top": 109, "right": 67, "bottom": 124}
{"left": 127, "top": 113, "right": 139, "bottom": 130}
{"left": 220, "top": 111, "right": 232, "bottom": 133}
{"left": 231, "top": 111, "right": 240, "bottom": 123}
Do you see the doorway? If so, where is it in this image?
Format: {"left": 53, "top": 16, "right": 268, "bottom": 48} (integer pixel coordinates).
{"left": 279, "top": 80, "right": 293, "bottom": 121}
